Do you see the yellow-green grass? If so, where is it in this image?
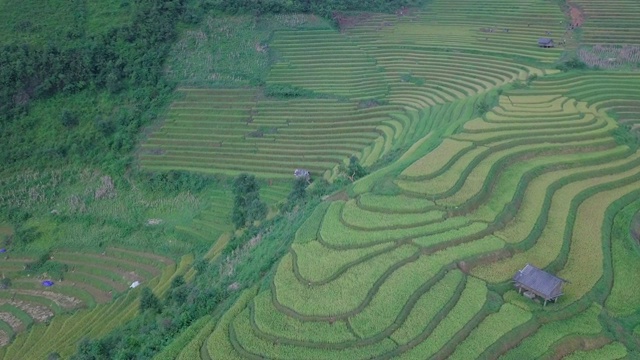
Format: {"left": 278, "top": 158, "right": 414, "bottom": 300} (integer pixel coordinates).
{"left": 472, "top": 157, "right": 640, "bottom": 285}
{"left": 499, "top": 304, "right": 602, "bottom": 360}
{"left": 563, "top": 341, "right": 628, "bottom": 360}
{"left": 356, "top": 193, "right": 436, "bottom": 213}
{"left": 319, "top": 202, "right": 471, "bottom": 247}
{"left": 389, "top": 269, "right": 463, "bottom": 344}
{"left": 291, "top": 241, "right": 394, "bottom": 283}
{"left": 273, "top": 245, "right": 417, "bottom": 316}
{"left": 349, "top": 236, "right": 503, "bottom": 338}
{"left": 340, "top": 199, "right": 444, "bottom": 230}
{"left": 251, "top": 290, "right": 356, "bottom": 343}
{"left": 448, "top": 303, "right": 531, "bottom": 360}
{"left": 396, "top": 276, "right": 488, "bottom": 359}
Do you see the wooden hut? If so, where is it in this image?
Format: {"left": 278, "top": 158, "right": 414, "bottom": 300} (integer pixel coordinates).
{"left": 513, "top": 264, "right": 567, "bottom": 306}
{"left": 538, "top": 38, "right": 555, "bottom": 48}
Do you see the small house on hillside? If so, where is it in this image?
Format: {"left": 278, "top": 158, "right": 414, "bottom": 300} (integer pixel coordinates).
{"left": 513, "top": 264, "right": 567, "bottom": 306}
{"left": 294, "top": 169, "right": 310, "bottom": 179}
{"left": 538, "top": 38, "right": 555, "bottom": 48}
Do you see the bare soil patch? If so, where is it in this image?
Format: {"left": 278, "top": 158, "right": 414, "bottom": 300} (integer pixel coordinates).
{"left": 0, "top": 312, "right": 24, "bottom": 332}
{"left": 15, "top": 289, "right": 81, "bottom": 309}
{"left": 333, "top": 12, "right": 372, "bottom": 32}
{"left": 567, "top": 2, "right": 585, "bottom": 27}
{"left": 0, "top": 299, "right": 53, "bottom": 322}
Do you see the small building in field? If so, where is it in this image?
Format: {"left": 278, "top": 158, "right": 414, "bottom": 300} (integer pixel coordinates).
{"left": 513, "top": 263, "right": 567, "bottom": 306}
{"left": 294, "top": 168, "right": 310, "bottom": 179}
{"left": 538, "top": 38, "right": 555, "bottom": 48}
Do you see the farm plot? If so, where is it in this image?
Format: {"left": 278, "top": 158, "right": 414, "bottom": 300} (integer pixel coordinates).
{"left": 164, "top": 0, "right": 640, "bottom": 358}
{"left": 571, "top": 0, "right": 640, "bottom": 46}
{"left": 2, "top": 253, "right": 187, "bottom": 359}
{"left": 0, "top": 248, "right": 175, "bottom": 353}
{"left": 140, "top": 88, "right": 412, "bottom": 178}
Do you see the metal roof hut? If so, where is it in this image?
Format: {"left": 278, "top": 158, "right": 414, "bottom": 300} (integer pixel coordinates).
{"left": 294, "top": 169, "right": 310, "bottom": 179}
{"left": 513, "top": 264, "right": 567, "bottom": 306}
{"left": 538, "top": 38, "right": 554, "bottom": 48}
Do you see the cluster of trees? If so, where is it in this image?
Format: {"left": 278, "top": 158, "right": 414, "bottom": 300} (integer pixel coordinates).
{"left": 207, "top": 0, "right": 426, "bottom": 17}
{"left": 0, "top": 0, "right": 203, "bottom": 174}
{"left": 231, "top": 174, "right": 267, "bottom": 229}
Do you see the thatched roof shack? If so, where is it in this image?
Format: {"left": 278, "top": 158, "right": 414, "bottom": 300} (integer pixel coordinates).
{"left": 538, "top": 38, "right": 555, "bottom": 48}
{"left": 513, "top": 264, "right": 567, "bottom": 306}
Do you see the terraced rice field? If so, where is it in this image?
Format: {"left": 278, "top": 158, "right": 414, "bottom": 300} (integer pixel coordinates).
{"left": 141, "top": 0, "right": 640, "bottom": 358}
{"left": 0, "top": 248, "right": 179, "bottom": 357}
{"left": 572, "top": 0, "right": 640, "bottom": 46}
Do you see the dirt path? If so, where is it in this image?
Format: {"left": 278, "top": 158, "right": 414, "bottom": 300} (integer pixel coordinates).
{"left": 567, "top": 1, "right": 585, "bottom": 27}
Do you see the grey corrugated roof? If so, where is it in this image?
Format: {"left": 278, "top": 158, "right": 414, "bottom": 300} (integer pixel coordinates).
{"left": 513, "top": 264, "right": 566, "bottom": 298}
{"left": 538, "top": 38, "right": 553, "bottom": 44}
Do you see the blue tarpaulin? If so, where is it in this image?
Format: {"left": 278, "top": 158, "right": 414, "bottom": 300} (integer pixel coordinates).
{"left": 0, "top": 248, "right": 6, "bottom": 253}
{"left": 42, "top": 280, "right": 54, "bottom": 287}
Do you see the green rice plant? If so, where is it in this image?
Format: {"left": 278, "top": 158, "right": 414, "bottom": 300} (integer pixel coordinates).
{"left": 469, "top": 145, "right": 630, "bottom": 222}
{"left": 206, "top": 286, "right": 259, "bottom": 360}
{"left": 340, "top": 199, "right": 444, "bottom": 229}
{"left": 231, "top": 307, "right": 397, "bottom": 359}
{"left": 401, "top": 139, "right": 475, "bottom": 178}
{"left": 294, "top": 202, "right": 329, "bottom": 244}
{"left": 473, "top": 153, "right": 640, "bottom": 283}
{"left": 251, "top": 291, "right": 355, "bottom": 343}
{"left": 11, "top": 323, "right": 47, "bottom": 360}
{"left": 273, "top": 245, "right": 417, "bottom": 317}
{"left": 500, "top": 304, "right": 602, "bottom": 360}
{"left": 558, "top": 178, "right": 640, "bottom": 302}
{"left": 350, "top": 238, "right": 503, "bottom": 338}
{"left": 292, "top": 241, "right": 393, "bottom": 283}
{"left": 356, "top": 193, "right": 435, "bottom": 213}
{"left": 390, "top": 270, "right": 463, "bottom": 344}
{"left": 396, "top": 276, "right": 488, "bottom": 359}
{"left": 176, "top": 315, "right": 216, "bottom": 360}
{"left": 320, "top": 201, "right": 471, "bottom": 247}
{"left": 448, "top": 303, "right": 531, "bottom": 359}
{"left": 562, "top": 342, "right": 628, "bottom": 360}
{"left": 605, "top": 200, "right": 640, "bottom": 315}
{"left": 412, "top": 223, "right": 490, "bottom": 247}
{"left": 155, "top": 315, "right": 213, "bottom": 360}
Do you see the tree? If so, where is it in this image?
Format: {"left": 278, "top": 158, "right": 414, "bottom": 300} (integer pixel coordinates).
{"left": 347, "top": 156, "right": 368, "bottom": 181}
{"left": 283, "top": 177, "right": 308, "bottom": 211}
{"left": 140, "top": 287, "right": 161, "bottom": 314}
{"left": 232, "top": 174, "right": 267, "bottom": 228}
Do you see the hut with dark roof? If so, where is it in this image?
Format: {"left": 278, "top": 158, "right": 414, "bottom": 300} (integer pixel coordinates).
{"left": 513, "top": 264, "right": 567, "bottom": 306}
{"left": 538, "top": 38, "right": 555, "bottom": 48}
